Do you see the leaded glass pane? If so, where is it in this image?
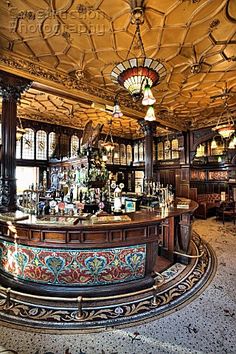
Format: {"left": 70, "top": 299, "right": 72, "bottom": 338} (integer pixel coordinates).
{"left": 22, "top": 128, "right": 35, "bottom": 160}
{"left": 71, "top": 135, "right": 79, "bottom": 157}
{"left": 36, "top": 130, "right": 47, "bottom": 160}
{"left": 157, "top": 142, "right": 164, "bottom": 160}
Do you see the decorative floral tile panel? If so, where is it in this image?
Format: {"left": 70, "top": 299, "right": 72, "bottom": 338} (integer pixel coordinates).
{"left": 0, "top": 241, "right": 146, "bottom": 286}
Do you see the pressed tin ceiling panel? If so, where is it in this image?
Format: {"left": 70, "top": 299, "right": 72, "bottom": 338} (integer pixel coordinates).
{"left": 0, "top": 0, "right": 235, "bottom": 137}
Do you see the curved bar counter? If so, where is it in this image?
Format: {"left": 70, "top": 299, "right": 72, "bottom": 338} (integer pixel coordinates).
{"left": 0, "top": 201, "right": 198, "bottom": 298}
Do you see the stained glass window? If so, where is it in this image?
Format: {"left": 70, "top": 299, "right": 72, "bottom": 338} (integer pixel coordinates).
{"left": 70, "top": 135, "right": 79, "bottom": 158}
{"left": 113, "top": 144, "right": 120, "bottom": 164}
{"left": 157, "top": 142, "right": 164, "bottom": 160}
{"left": 139, "top": 142, "right": 144, "bottom": 161}
{"left": 36, "top": 130, "right": 47, "bottom": 160}
{"left": 48, "top": 132, "right": 56, "bottom": 158}
{"left": 16, "top": 139, "right": 21, "bottom": 159}
{"left": 172, "top": 139, "right": 179, "bottom": 159}
{"left": 153, "top": 142, "right": 156, "bottom": 161}
{"left": 127, "top": 145, "right": 132, "bottom": 165}
{"left": 60, "top": 133, "right": 70, "bottom": 158}
{"left": 164, "top": 140, "right": 171, "bottom": 160}
{"left": 22, "top": 128, "right": 35, "bottom": 160}
{"left": 134, "top": 143, "right": 139, "bottom": 162}
{"left": 120, "top": 144, "right": 126, "bottom": 165}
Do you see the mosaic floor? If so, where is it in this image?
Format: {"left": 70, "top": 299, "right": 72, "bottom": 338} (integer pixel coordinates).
{"left": 0, "top": 218, "right": 235, "bottom": 354}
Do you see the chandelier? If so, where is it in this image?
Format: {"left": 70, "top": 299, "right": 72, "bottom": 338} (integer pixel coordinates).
{"left": 100, "top": 119, "right": 115, "bottom": 153}
{"left": 112, "top": 93, "right": 123, "bottom": 118}
{"left": 212, "top": 100, "right": 235, "bottom": 139}
{"left": 110, "top": 0, "right": 166, "bottom": 115}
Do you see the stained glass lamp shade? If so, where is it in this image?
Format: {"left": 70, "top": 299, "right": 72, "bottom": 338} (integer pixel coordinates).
{"left": 111, "top": 58, "right": 166, "bottom": 102}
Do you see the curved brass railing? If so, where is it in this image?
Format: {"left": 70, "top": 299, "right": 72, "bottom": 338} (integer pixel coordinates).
{"left": 173, "top": 250, "right": 204, "bottom": 259}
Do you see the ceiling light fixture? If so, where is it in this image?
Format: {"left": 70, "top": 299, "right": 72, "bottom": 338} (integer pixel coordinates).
{"left": 228, "top": 135, "right": 236, "bottom": 149}
{"left": 144, "top": 105, "right": 156, "bottom": 121}
{"left": 212, "top": 100, "right": 235, "bottom": 139}
{"left": 210, "top": 137, "right": 218, "bottom": 149}
{"left": 142, "top": 82, "right": 156, "bottom": 106}
{"left": 112, "top": 93, "right": 123, "bottom": 118}
{"left": 110, "top": 1, "right": 166, "bottom": 104}
{"left": 100, "top": 119, "right": 115, "bottom": 153}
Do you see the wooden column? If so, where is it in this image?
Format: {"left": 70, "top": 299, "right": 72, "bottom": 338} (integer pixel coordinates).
{"left": 140, "top": 120, "right": 157, "bottom": 194}
{"left": 0, "top": 71, "right": 31, "bottom": 212}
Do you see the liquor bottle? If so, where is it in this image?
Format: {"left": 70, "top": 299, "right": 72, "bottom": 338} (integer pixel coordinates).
{"left": 60, "top": 190, "right": 64, "bottom": 201}
{"left": 84, "top": 192, "right": 91, "bottom": 204}
{"left": 44, "top": 201, "right": 50, "bottom": 215}
{"left": 69, "top": 188, "right": 73, "bottom": 203}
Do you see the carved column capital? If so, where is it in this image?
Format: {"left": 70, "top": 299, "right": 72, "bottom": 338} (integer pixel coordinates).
{"left": 139, "top": 120, "right": 158, "bottom": 136}
{"left": 0, "top": 70, "right": 31, "bottom": 101}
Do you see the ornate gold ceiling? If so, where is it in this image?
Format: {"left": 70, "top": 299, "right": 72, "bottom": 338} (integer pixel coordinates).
{"left": 0, "top": 0, "right": 236, "bottom": 137}
{"left": 18, "top": 87, "right": 145, "bottom": 138}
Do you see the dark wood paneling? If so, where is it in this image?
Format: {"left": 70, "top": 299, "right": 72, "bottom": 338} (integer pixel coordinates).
{"left": 124, "top": 227, "right": 146, "bottom": 240}
{"left": 190, "top": 181, "right": 228, "bottom": 194}
{"left": 30, "top": 230, "right": 41, "bottom": 242}
{"left": 43, "top": 231, "right": 67, "bottom": 243}
{"left": 110, "top": 230, "right": 123, "bottom": 241}
{"left": 68, "top": 231, "right": 82, "bottom": 243}
{"left": 82, "top": 231, "right": 109, "bottom": 243}
{"left": 159, "top": 169, "right": 176, "bottom": 188}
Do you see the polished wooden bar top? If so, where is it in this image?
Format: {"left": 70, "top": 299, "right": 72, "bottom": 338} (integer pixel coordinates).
{"left": 0, "top": 200, "right": 198, "bottom": 231}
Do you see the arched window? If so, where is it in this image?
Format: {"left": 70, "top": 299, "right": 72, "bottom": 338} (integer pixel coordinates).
{"left": 134, "top": 143, "right": 139, "bottom": 162}
{"left": 16, "top": 139, "right": 21, "bottom": 159}
{"left": 113, "top": 144, "right": 120, "bottom": 164}
{"left": 157, "top": 142, "right": 164, "bottom": 160}
{"left": 171, "top": 139, "right": 179, "bottom": 159}
{"left": 48, "top": 132, "right": 56, "bottom": 158}
{"left": 127, "top": 145, "right": 132, "bottom": 165}
{"left": 22, "top": 128, "right": 35, "bottom": 160}
{"left": 153, "top": 142, "right": 156, "bottom": 161}
{"left": 60, "top": 133, "right": 70, "bottom": 158}
{"left": 139, "top": 141, "right": 144, "bottom": 161}
{"left": 70, "top": 135, "right": 79, "bottom": 158}
{"left": 120, "top": 144, "right": 126, "bottom": 165}
{"left": 164, "top": 140, "right": 171, "bottom": 160}
{"left": 36, "top": 130, "right": 47, "bottom": 160}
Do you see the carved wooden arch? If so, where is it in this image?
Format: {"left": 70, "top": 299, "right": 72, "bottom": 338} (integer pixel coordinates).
{"left": 192, "top": 131, "right": 216, "bottom": 152}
